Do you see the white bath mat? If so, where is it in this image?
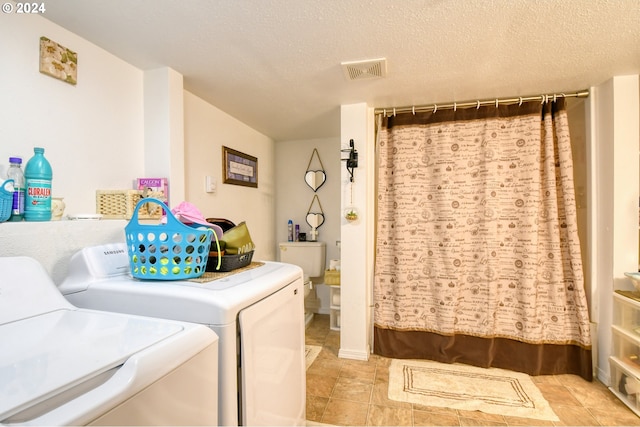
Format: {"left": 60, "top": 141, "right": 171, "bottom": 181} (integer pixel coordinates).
{"left": 388, "top": 359, "right": 559, "bottom": 421}
{"left": 305, "top": 345, "right": 322, "bottom": 369}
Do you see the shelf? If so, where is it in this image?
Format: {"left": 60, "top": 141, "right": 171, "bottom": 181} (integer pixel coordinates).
{"left": 611, "top": 292, "right": 640, "bottom": 415}
{"left": 613, "top": 323, "right": 640, "bottom": 341}
{"left": 330, "top": 308, "right": 340, "bottom": 331}
{"left": 610, "top": 357, "right": 640, "bottom": 417}
{"left": 329, "top": 286, "right": 340, "bottom": 331}
{"left": 614, "top": 292, "right": 640, "bottom": 332}
{"left": 612, "top": 327, "right": 640, "bottom": 373}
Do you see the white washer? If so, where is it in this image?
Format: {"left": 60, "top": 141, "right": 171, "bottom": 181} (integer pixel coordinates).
{"left": 0, "top": 256, "right": 218, "bottom": 426}
{"left": 59, "top": 243, "right": 306, "bottom": 426}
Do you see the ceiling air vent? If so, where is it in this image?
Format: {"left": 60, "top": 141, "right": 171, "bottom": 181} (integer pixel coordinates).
{"left": 341, "top": 58, "right": 387, "bottom": 81}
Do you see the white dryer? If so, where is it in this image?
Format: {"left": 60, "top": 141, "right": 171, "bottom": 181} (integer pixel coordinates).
{"left": 0, "top": 256, "right": 218, "bottom": 426}
{"left": 58, "top": 243, "right": 306, "bottom": 426}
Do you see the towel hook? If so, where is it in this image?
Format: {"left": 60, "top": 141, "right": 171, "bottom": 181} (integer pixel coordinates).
{"left": 476, "top": 100, "right": 480, "bottom": 110}
{"left": 433, "top": 104, "right": 437, "bottom": 114}
{"left": 518, "top": 97, "right": 523, "bottom": 106}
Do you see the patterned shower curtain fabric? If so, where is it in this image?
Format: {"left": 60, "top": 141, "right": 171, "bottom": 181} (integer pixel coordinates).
{"left": 373, "top": 99, "right": 593, "bottom": 381}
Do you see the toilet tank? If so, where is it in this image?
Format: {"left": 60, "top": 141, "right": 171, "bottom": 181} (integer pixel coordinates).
{"left": 278, "top": 241, "right": 326, "bottom": 278}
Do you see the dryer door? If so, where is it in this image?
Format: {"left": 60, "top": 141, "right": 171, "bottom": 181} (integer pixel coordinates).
{"left": 238, "top": 280, "right": 305, "bottom": 426}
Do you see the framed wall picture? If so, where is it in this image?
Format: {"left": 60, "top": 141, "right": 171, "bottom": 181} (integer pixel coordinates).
{"left": 222, "top": 146, "right": 258, "bottom": 188}
{"left": 39, "top": 36, "right": 77, "bottom": 85}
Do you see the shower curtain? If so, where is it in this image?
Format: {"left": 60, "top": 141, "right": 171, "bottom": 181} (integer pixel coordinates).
{"left": 373, "top": 98, "right": 592, "bottom": 381}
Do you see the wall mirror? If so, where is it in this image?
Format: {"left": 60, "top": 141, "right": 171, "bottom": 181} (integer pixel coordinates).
{"left": 305, "top": 148, "right": 326, "bottom": 192}
{"left": 305, "top": 170, "right": 326, "bottom": 192}
{"left": 306, "top": 194, "right": 325, "bottom": 229}
{"left": 306, "top": 212, "right": 325, "bottom": 229}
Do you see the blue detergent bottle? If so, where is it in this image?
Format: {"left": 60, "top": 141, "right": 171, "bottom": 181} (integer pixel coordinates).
{"left": 24, "top": 147, "right": 52, "bottom": 221}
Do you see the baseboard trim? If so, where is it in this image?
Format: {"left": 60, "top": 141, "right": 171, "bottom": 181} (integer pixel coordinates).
{"left": 338, "top": 346, "right": 371, "bottom": 361}
{"left": 597, "top": 366, "right": 610, "bottom": 387}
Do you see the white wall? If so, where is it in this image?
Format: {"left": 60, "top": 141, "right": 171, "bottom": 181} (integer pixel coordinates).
{"left": 0, "top": 220, "right": 127, "bottom": 284}
{"left": 0, "top": 13, "right": 277, "bottom": 275}
{"left": 338, "top": 103, "right": 374, "bottom": 360}
{"left": 275, "top": 137, "right": 341, "bottom": 310}
{"left": 144, "top": 67, "right": 186, "bottom": 205}
{"left": 0, "top": 12, "right": 145, "bottom": 216}
{"left": 590, "top": 75, "right": 640, "bottom": 384}
{"left": 183, "top": 91, "right": 276, "bottom": 261}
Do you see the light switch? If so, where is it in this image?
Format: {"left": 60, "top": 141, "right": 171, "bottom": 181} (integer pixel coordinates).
{"left": 205, "top": 176, "right": 216, "bottom": 193}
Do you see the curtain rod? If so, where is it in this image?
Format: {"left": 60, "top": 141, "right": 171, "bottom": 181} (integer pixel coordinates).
{"left": 374, "top": 89, "right": 590, "bottom": 116}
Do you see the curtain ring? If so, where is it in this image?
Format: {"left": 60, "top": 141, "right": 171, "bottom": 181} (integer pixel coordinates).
{"left": 433, "top": 104, "right": 437, "bottom": 114}
{"left": 453, "top": 102, "right": 457, "bottom": 112}
{"left": 393, "top": 108, "right": 396, "bottom": 117}
{"left": 383, "top": 109, "right": 387, "bottom": 117}
{"left": 553, "top": 94, "right": 557, "bottom": 103}
{"left": 495, "top": 98, "right": 499, "bottom": 108}
{"left": 540, "top": 95, "right": 545, "bottom": 104}
{"left": 412, "top": 105, "right": 415, "bottom": 115}
{"left": 518, "top": 97, "right": 523, "bottom": 106}
{"left": 476, "top": 100, "right": 480, "bottom": 110}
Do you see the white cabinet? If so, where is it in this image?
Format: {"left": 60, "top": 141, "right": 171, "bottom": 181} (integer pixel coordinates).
{"left": 329, "top": 285, "right": 340, "bottom": 331}
{"left": 609, "top": 291, "right": 640, "bottom": 416}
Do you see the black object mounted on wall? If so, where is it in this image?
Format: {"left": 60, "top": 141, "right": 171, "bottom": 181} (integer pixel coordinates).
{"left": 341, "top": 139, "right": 358, "bottom": 182}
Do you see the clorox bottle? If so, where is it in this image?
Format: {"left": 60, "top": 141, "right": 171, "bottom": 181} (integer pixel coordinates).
{"left": 24, "top": 147, "right": 52, "bottom": 221}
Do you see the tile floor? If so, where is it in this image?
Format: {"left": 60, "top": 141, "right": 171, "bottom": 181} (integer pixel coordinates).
{"left": 305, "top": 314, "right": 640, "bottom": 426}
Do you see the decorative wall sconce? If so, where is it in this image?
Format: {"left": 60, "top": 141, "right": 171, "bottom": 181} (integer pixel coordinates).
{"left": 341, "top": 139, "right": 358, "bottom": 182}
{"left": 341, "top": 139, "right": 359, "bottom": 222}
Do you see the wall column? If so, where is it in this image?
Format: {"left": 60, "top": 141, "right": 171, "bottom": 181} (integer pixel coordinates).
{"left": 339, "top": 103, "right": 375, "bottom": 360}
{"left": 590, "top": 74, "right": 640, "bottom": 383}
{"left": 144, "top": 67, "right": 185, "bottom": 204}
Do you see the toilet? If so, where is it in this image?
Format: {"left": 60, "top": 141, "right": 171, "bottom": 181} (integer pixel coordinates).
{"left": 279, "top": 241, "right": 326, "bottom": 327}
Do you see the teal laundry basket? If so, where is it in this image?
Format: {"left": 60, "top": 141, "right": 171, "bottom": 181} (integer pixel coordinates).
{"left": 0, "top": 179, "right": 14, "bottom": 222}
{"left": 124, "top": 198, "right": 214, "bottom": 280}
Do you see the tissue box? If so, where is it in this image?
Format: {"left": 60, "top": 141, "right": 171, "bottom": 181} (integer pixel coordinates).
{"left": 325, "top": 269, "right": 340, "bottom": 285}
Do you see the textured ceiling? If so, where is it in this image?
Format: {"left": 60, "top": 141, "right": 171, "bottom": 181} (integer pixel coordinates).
{"left": 42, "top": 0, "right": 640, "bottom": 141}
